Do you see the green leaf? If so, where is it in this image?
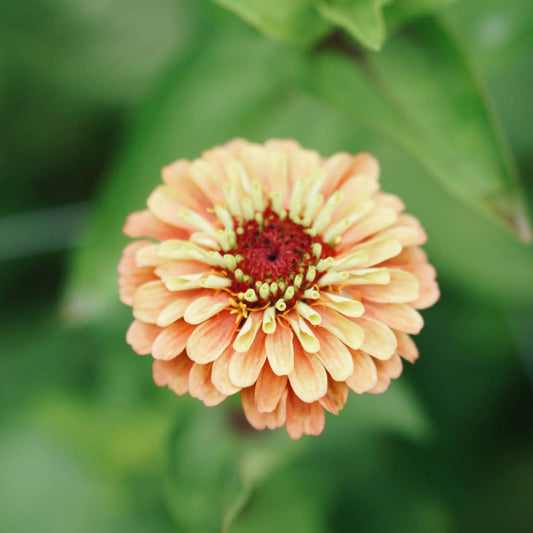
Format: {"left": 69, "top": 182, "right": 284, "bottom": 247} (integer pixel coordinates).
{"left": 299, "top": 18, "right": 531, "bottom": 241}
{"left": 386, "top": 0, "right": 456, "bottom": 30}
{"left": 211, "top": 0, "right": 331, "bottom": 45}
{"left": 318, "top": 0, "right": 392, "bottom": 51}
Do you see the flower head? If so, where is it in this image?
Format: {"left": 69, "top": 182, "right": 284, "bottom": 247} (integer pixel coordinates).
{"left": 119, "top": 139, "right": 439, "bottom": 439}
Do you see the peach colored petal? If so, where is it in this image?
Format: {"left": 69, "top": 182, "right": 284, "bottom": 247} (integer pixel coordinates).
{"left": 202, "top": 146, "right": 237, "bottom": 174}
{"left": 413, "top": 280, "right": 440, "bottom": 310}
{"left": 118, "top": 241, "right": 158, "bottom": 305}
{"left": 375, "top": 353, "right": 403, "bottom": 379}
{"left": 362, "top": 301, "right": 424, "bottom": 335}
{"left": 183, "top": 292, "right": 231, "bottom": 325}
{"left": 265, "top": 150, "right": 289, "bottom": 203}
{"left": 385, "top": 246, "right": 427, "bottom": 266}
{"left": 395, "top": 331, "right": 419, "bottom": 363}
{"left": 286, "top": 392, "right": 325, "bottom": 440}
{"left": 320, "top": 152, "right": 355, "bottom": 197}
{"left": 320, "top": 379, "right": 349, "bottom": 415}
{"left": 314, "top": 329, "right": 354, "bottom": 381}
{"left": 373, "top": 192, "right": 405, "bottom": 213}
{"left": 126, "top": 320, "right": 162, "bottom": 355}
{"left": 155, "top": 260, "right": 210, "bottom": 281}
{"left": 265, "top": 324, "right": 294, "bottom": 376}
{"left": 400, "top": 263, "right": 439, "bottom": 309}
{"left": 157, "top": 289, "right": 204, "bottom": 327}
{"left": 229, "top": 331, "right": 267, "bottom": 388}
{"left": 355, "top": 316, "right": 398, "bottom": 360}
{"left": 211, "top": 346, "right": 241, "bottom": 395}
{"left": 367, "top": 373, "right": 391, "bottom": 394}
{"left": 351, "top": 235, "right": 402, "bottom": 268}
{"left": 118, "top": 240, "right": 152, "bottom": 274}
{"left": 361, "top": 268, "right": 420, "bottom": 304}
{"left": 254, "top": 363, "right": 288, "bottom": 413}
{"left": 328, "top": 194, "right": 374, "bottom": 234}
{"left": 189, "top": 159, "right": 228, "bottom": 206}
{"left": 340, "top": 207, "right": 398, "bottom": 250}
{"left": 345, "top": 350, "right": 378, "bottom": 393}
{"left": 186, "top": 311, "right": 238, "bottom": 364}
{"left": 161, "top": 160, "right": 212, "bottom": 212}
{"left": 316, "top": 307, "right": 364, "bottom": 350}
{"left": 188, "top": 363, "right": 226, "bottom": 406}
{"left": 123, "top": 210, "right": 188, "bottom": 241}
{"left": 152, "top": 355, "right": 193, "bottom": 396}
{"left": 152, "top": 320, "right": 196, "bottom": 361}
{"left": 347, "top": 151, "right": 380, "bottom": 181}
{"left": 147, "top": 185, "right": 197, "bottom": 231}
{"left": 119, "top": 268, "right": 157, "bottom": 306}
{"left": 322, "top": 152, "right": 379, "bottom": 199}
{"left": 378, "top": 215, "right": 427, "bottom": 246}
{"left": 134, "top": 243, "right": 161, "bottom": 268}
{"left": 241, "top": 386, "right": 287, "bottom": 430}
{"left": 288, "top": 342, "right": 328, "bottom": 403}
{"left": 133, "top": 280, "right": 176, "bottom": 324}
{"left": 288, "top": 150, "right": 321, "bottom": 190}
{"left": 224, "top": 137, "right": 252, "bottom": 157}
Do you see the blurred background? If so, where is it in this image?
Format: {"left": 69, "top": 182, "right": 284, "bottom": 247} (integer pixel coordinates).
{"left": 1, "top": 0, "right": 532, "bottom": 531}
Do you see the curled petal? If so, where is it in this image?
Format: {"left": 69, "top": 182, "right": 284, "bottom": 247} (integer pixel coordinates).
{"left": 285, "top": 312, "right": 320, "bottom": 353}
{"left": 233, "top": 312, "right": 263, "bottom": 353}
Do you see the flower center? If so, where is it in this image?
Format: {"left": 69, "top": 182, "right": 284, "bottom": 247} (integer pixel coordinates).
{"left": 226, "top": 207, "right": 333, "bottom": 311}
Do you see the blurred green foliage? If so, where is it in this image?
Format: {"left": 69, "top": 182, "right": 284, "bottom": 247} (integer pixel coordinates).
{"left": 1, "top": 0, "right": 533, "bottom": 532}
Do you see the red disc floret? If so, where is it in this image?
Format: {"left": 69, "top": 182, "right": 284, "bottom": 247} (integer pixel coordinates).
{"left": 227, "top": 207, "right": 333, "bottom": 304}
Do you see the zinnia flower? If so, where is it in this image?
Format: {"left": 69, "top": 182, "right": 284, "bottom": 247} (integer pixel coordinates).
{"left": 118, "top": 139, "right": 439, "bottom": 439}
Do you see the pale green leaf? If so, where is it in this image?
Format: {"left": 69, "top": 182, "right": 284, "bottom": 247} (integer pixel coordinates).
{"left": 211, "top": 0, "right": 330, "bottom": 44}
{"left": 318, "top": 0, "right": 392, "bottom": 51}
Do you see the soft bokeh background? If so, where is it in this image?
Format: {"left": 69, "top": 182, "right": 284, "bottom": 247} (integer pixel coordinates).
{"left": 1, "top": 1, "right": 532, "bottom": 531}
